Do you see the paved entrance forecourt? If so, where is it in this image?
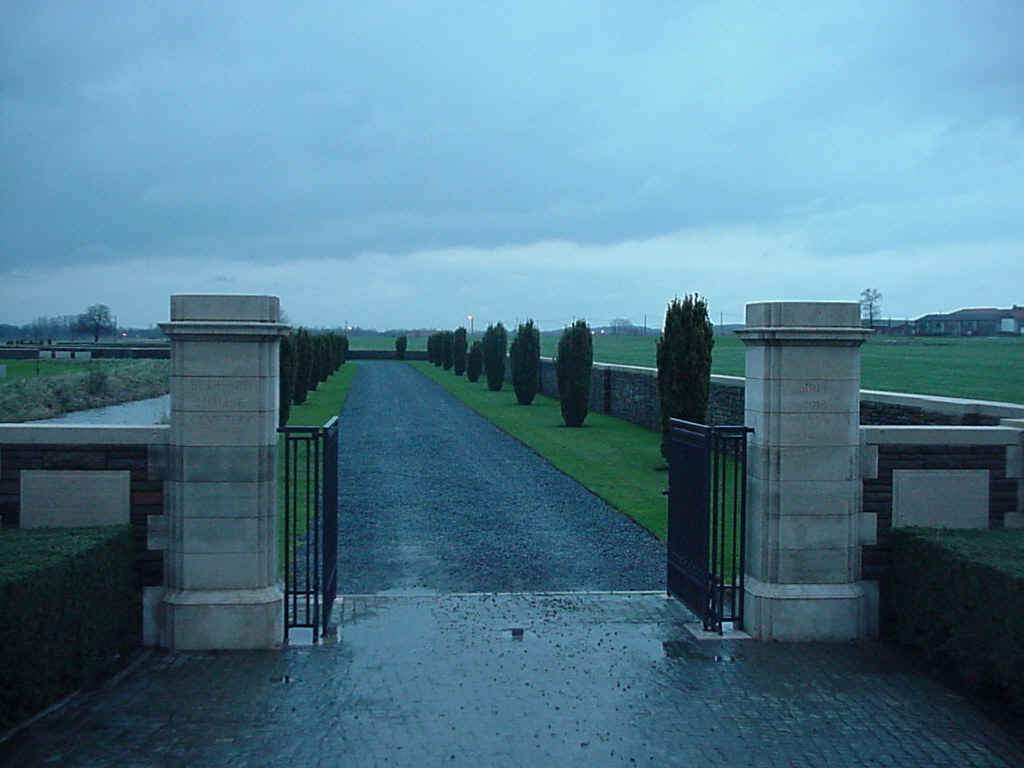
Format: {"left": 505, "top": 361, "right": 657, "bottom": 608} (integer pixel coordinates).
{"left": 3, "top": 348, "right": 1023, "bottom": 765}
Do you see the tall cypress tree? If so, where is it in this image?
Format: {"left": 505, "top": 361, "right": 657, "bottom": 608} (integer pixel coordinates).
{"left": 482, "top": 323, "right": 507, "bottom": 391}
{"left": 293, "top": 328, "right": 313, "bottom": 405}
{"left": 556, "top": 319, "right": 593, "bottom": 427}
{"left": 656, "top": 294, "right": 714, "bottom": 458}
{"left": 510, "top": 320, "right": 540, "bottom": 405}
{"left": 442, "top": 331, "right": 454, "bottom": 370}
{"left": 467, "top": 341, "right": 483, "bottom": 382}
{"left": 453, "top": 327, "right": 468, "bottom": 375}
{"left": 279, "top": 332, "right": 296, "bottom": 426}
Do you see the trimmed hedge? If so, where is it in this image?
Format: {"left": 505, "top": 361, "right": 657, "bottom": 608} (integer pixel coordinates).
{"left": 887, "top": 527, "right": 1024, "bottom": 714}
{"left": 0, "top": 526, "right": 139, "bottom": 730}
{"left": 395, "top": 335, "right": 407, "bottom": 360}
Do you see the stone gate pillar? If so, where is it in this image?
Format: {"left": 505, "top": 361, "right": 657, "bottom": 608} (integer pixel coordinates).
{"left": 159, "top": 295, "right": 288, "bottom": 650}
{"left": 736, "top": 302, "right": 872, "bottom": 640}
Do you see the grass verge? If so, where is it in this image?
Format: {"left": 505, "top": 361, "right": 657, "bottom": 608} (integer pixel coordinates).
{"left": 277, "top": 364, "right": 358, "bottom": 577}
{"left": 0, "top": 359, "right": 170, "bottom": 422}
{"left": 411, "top": 361, "right": 670, "bottom": 540}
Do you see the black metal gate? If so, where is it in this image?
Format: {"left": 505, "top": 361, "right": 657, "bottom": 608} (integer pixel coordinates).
{"left": 666, "top": 418, "right": 751, "bottom": 634}
{"left": 279, "top": 416, "right": 339, "bottom": 642}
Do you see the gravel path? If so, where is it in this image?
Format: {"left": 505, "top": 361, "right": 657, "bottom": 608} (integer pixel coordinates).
{"left": 336, "top": 361, "right": 665, "bottom": 594}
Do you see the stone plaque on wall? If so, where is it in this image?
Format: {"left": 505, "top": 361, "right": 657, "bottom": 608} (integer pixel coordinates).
{"left": 20, "top": 470, "right": 131, "bottom": 528}
{"left": 892, "top": 469, "right": 989, "bottom": 529}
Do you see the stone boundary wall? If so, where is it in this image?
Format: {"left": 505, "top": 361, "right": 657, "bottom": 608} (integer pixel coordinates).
{"left": 860, "top": 425, "right": 1023, "bottom": 582}
{"left": 522, "top": 358, "right": 1024, "bottom": 430}
{"left": 0, "top": 346, "right": 170, "bottom": 360}
{"left": 0, "top": 425, "right": 169, "bottom": 589}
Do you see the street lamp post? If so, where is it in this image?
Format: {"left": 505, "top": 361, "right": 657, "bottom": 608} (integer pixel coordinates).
{"left": 467, "top": 315, "right": 473, "bottom": 336}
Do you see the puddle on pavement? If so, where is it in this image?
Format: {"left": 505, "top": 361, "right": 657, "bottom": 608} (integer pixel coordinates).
{"left": 662, "top": 640, "right": 744, "bottom": 662}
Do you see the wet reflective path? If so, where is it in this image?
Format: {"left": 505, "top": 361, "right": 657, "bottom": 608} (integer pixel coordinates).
{"left": 3, "top": 363, "right": 1023, "bottom": 765}
{"left": 4, "top": 593, "right": 1023, "bottom": 767}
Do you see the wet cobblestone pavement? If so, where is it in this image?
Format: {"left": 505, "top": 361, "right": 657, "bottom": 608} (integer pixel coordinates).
{"left": 4, "top": 363, "right": 1023, "bottom": 765}
{"left": 4, "top": 592, "right": 1023, "bottom": 767}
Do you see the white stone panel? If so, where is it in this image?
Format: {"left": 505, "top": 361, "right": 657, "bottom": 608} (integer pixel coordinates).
{"left": 776, "top": 546, "right": 858, "bottom": 583}
{"left": 20, "top": 470, "right": 130, "bottom": 528}
{"left": 182, "top": 517, "right": 260, "bottom": 554}
{"left": 181, "top": 552, "right": 264, "bottom": 590}
{"left": 175, "top": 446, "right": 275, "bottom": 483}
{"left": 172, "top": 375, "right": 278, "bottom": 412}
{"left": 173, "top": 412, "right": 276, "bottom": 448}
{"left": 745, "top": 377, "right": 861, "bottom": 415}
{"left": 745, "top": 345, "right": 862, "bottom": 382}
{"left": 892, "top": 469, "right": 989, "bottom": 529}
{"left": 174, "top": 340, "right": 272, "bottom": 378}
{"left": 744, "top": 410, "right": 858, "bottom": 447}
{"left": 171, "top": 480, "right": 272, "bottom": 518}
{"left": 747, "top": 444, "right": 860, "bottom": 482}
{"left": 777, "top": 514, "right": 855, "bottom": 550}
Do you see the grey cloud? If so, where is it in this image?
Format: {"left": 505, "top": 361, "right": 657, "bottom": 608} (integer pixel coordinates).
{"left": 1, "top": 0, "right": 1022, "bottom": 276}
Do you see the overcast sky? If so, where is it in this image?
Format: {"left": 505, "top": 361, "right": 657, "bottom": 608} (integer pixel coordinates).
{"left": 2, "top": 1, "right": 1021, "bottom": 330}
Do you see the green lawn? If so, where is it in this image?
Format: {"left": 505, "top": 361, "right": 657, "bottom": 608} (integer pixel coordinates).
{"left": 348, "top": 332, "right": 1023, "bottom": 403}
{"left": 412, "top": 361, "right": 670, "bottom": 540}
{"left": 542, "top": 333, "right": 1023, "bottom": 403}
{"left": 278, "top": 364, "right": 358, "bottom": 577}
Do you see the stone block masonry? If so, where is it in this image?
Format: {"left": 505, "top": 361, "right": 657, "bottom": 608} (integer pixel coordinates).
{"left": 158, "top": 294, "right": 289, "bottom": 651}
{"left": 736, "top": 301, "right": 873, "bottom": 641}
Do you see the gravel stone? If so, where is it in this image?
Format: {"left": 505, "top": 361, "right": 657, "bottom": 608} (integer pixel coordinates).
{"left": 336, "top": 361, "right": 665, "bottom": 594}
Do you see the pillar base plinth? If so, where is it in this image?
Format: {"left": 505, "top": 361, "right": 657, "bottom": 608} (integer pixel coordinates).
{"left": 161, "top": 586, "right": 283, "bottom": 651}
{"left": 743, "top": 576, "right": 871, "bottom": 641}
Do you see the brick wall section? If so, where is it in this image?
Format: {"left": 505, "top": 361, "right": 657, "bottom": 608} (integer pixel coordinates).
{"left": 861, "top": 445, "right": 1014, "bottom": 581}
{"left": 0, "top": 443, "right": 165, "bottom": 588}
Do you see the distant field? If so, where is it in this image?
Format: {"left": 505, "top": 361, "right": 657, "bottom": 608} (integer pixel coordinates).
{"left": 1, "top": 358, "right": 139, "bottom": 384}
{"left": 347, "top": 332, "right": 1024, "bottom": 403}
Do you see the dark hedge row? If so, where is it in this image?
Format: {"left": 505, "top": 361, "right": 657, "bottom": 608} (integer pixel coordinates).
{"left": 887, "top": 527, "right": 1024, "bottom": 714}
{"left": 279, "top": 329, "right": 348, "bottom": 426}
{"left": 0, "top": 526, "right": 139, "bottom": 730}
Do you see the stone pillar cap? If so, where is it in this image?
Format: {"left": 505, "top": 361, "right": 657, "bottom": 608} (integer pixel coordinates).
{"left": 744, "top": 301, "right": 861, "bottom": 328}
{"left": 170, "top": 294, "right": 280, "bottom": 323}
